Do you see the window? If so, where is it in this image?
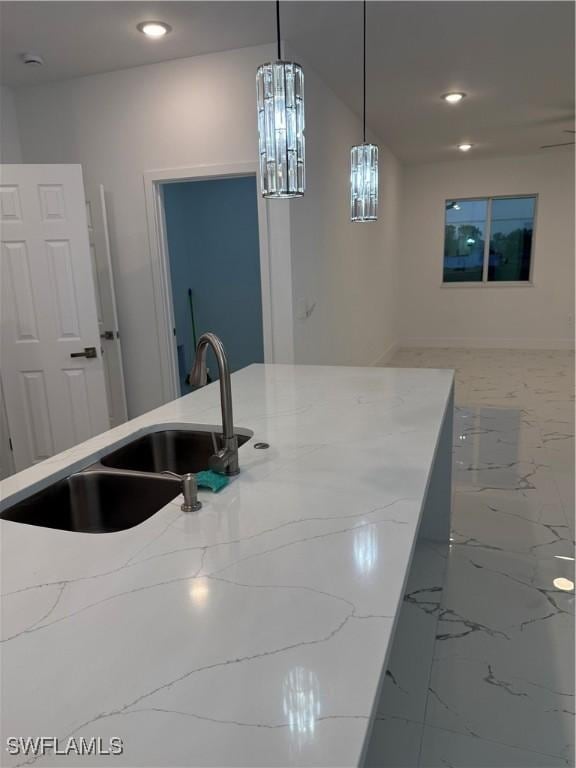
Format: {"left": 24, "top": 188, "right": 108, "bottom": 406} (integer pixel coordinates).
{"left": 443, "top": 195, "right": 536, "bottom": 284}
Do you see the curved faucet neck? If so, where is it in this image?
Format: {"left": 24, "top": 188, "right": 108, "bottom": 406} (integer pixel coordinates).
{"left": 190, "top": 333, "right": 234, "bottom": 441}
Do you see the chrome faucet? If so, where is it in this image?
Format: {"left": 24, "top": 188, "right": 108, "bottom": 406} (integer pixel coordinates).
{"left": 189, "top": 333, "right": 239, "bottom": 476}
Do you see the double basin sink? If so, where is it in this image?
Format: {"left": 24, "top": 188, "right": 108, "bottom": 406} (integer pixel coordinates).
{"left": 0, "top": 428, "right": 251, "bottom": 534}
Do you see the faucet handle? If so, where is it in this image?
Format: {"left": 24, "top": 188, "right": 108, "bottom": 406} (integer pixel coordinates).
{"left": 209, "top": 451, "right": 228, "bottom": 475}
{"left": 209, "top": 435, "right": 239, "bottom": 476}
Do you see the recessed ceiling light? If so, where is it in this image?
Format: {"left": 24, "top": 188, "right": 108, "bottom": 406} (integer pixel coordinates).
{"left": 443, "top": 92, "right": 466, "bottom": 104}
{"left": 137, "top": 21, "right": 172, "bottom": 38}
{"left": 21, "top": 52, "right": 44, "bottom": 66}
{"left": 553, "top": 577, "right": 574, "bottom": 592}
{"left": 458, "top": 143, "right": 473, "bottom": 152}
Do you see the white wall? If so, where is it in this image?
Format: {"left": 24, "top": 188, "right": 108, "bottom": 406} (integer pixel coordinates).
{"left": 0, "top": 85, "right": 22, "bottom": 162}
{"left": 14, "top": 45, "right": 279, "bottom": 416}
{"left": 13, "top": 43, "right": 403, "bottom": 416}
{"left": 399, "top": 152, "right": 575, "bottom": 349}
{"left": 288, "top": 49, "right": 400, "bottom": 366}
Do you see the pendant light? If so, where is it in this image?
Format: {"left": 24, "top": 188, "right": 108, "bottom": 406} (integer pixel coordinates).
{"left": 350, "top": 0, "right": 378, "bottom": 222}
{"left": 256, "top": 0, "right": 305, "bottom": 198}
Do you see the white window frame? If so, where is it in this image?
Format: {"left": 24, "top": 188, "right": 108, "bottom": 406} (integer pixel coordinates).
{"left": 441, "top": 194, "right": 538, "bottom": 288}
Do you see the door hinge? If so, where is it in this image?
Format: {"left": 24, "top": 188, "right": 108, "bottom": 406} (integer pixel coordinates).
{"left": 8, "top": 437, "right": 13, "bottom": 451}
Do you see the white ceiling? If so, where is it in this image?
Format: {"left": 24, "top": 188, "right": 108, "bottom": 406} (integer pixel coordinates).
{"left": 1, "top": 1, "right": 574, "bottom": 163}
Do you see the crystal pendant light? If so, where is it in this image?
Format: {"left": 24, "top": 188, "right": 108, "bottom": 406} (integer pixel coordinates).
{"left": 350, "top": 0, "right": 378, "bottom": 222}
{"left": 256, "top": 0, "right": 305, "bottom": 198}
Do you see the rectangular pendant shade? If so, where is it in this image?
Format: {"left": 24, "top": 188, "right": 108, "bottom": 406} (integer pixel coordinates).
{"left": 350, "top": 143, "right": 378, "bottom": 222}
{"left": 256, "top": 61, "right": 305, "bottom": 198}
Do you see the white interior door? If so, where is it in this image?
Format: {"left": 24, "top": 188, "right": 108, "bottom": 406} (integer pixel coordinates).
{"left": 0, "top": 163, "right": 110, "bottom": 472}
{"left": 85, "top": 184, "right": 128, "bottom": 426}
{"left": 0, "top": 381, "right": 15, "bottom": 479}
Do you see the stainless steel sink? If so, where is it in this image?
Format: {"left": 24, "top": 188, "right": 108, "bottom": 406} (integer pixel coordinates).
{"left": 2, "top": 335, "right": 254, "bottom": 533}
{"left": 0, "top": 471, "right": 182, "bottom": 533}
{"left": 1, "top": 428, "right": 253, "bottom": 533}
{"left": 99, "top": 429, "right": 252, "bottom": 475}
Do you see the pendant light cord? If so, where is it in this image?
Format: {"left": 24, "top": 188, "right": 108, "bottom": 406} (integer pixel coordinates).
{"left": 363, "top": 0, "right": 367, "bottom": 142}
{"left": 276, "top": 0, "right": 282, "bottom": 60}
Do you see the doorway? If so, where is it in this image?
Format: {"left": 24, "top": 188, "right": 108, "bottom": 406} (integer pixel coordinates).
{"left": 162, "top": 176, "right": 264, "bottom": 393}
{"left": 144, "top": 161, "right": 295, "bottom": 404}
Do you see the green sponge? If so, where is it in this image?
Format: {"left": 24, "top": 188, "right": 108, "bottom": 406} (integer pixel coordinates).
{"left": 195, "top": 470, "right": 229, "bottom": 493}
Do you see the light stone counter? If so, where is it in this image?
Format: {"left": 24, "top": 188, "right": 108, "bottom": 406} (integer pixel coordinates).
{"left": 0, "top": 364, "right": 454, "bottom": 767}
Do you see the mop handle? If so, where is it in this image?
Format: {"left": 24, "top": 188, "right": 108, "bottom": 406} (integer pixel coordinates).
{"left": 188, "top": 288, "right": 198, "bottom": 349}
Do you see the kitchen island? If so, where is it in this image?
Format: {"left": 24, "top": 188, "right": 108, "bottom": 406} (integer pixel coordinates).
{"left": 0, "top": 364, "right": 453, "bottom": 767}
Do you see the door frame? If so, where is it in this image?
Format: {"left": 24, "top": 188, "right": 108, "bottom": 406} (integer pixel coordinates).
{"left": 85, "top": 183, "right": 129, "bottom": 426}
{"left": 144, "top": 161, "right": 278, "bottom": 402}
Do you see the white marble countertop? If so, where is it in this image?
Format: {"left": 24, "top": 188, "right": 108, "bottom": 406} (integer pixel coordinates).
{"left": 0, "top": 364, "right": 454, "bottom": 767}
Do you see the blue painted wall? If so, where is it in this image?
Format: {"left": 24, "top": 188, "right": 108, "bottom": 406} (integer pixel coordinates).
{"left": 163, "top": 176, "right": 264, "bottom": 393}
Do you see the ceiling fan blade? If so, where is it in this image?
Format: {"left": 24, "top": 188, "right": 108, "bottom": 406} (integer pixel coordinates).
{"left": 540, "top": 141, "right": 576, "bottom": 148}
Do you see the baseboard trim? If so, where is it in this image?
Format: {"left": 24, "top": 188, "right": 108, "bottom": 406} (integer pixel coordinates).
{"left": 371, "top": 341, "right": 399, "bottom": 366}
{"left": 398, "top": 337, "right": 575, "bottom": 351}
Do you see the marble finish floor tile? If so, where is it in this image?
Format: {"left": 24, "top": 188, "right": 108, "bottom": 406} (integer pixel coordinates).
{"left": 419, "top": 724, "right": 570, "bottom": 767}
{"left": 374, "top": 348, "right": 575, "bottom": 767}
{"left": 426, "top": 654, "right": 574, "bottom": 761}
{"left": 450, "top": 493, "right": 573, "bottom": 557}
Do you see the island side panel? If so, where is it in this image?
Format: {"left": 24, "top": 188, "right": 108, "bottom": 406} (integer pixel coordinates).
{"left": 363, "top": 383, "right": 454, "bottom": 767}
{"left": 419, "top": 383, "right": 454, "bottom": 543}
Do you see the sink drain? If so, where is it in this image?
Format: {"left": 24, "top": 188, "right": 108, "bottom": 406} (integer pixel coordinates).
{"left": 254, "top": 442, "right": 270, "bottom": 450}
